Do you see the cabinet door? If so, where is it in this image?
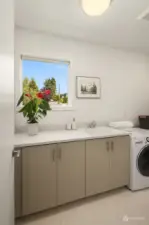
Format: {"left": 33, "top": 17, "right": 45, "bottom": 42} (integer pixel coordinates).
{"left": 57, "top": 141, "right": 85, "bottom": 205}
{"left": 86, "top": 139, "right": 110, "bottom": 197}
{"left": 22, "top": 145, "right": 57, "bottom": 216}
{"left": 110, "top": 136, "right": 130, "bottom": 189}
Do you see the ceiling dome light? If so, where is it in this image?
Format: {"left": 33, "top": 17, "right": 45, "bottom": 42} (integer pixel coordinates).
{"left": 82, "top": 0, "right": 111, "bottom": 16}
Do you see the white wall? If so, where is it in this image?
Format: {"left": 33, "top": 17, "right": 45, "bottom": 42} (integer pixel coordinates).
{"left": 15, "top": 28, "right": 149, "bottom": 131}
{"left": 0, "top": 0, "right": 14, "bottom": 225}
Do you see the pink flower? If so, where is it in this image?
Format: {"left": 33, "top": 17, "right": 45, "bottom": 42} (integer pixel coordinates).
{"left": 44, "top": 90, "right": 51, "bottom": 95}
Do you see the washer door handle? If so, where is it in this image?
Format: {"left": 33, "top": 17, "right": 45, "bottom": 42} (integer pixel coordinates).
{"left": 135, "top": 141, "right": 143, "bottom": 144}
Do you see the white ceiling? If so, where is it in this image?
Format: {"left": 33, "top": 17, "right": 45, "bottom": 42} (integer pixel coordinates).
{"left": 15, "top": 0, "right": 149, "bottom": 53}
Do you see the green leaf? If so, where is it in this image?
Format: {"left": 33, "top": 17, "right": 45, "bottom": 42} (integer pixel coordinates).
{"left": 19, "top": 96, "right": 51, "bottom": 124}
{"left": 44, "top": 100, "right": 51, "bottom": 110}
{"left": 23, "top": 111, "right": 27, "bottom": 117}
{"left": 27, "top": 101, "right": 33, "bottom": 114}
{"left": 17, "top": 93, "right": 24, "bottom": 106}
{"left": 34, "top": 98, "right": 39, "bottom": 112}
{"left": 37, "top": 115, "right": 42, "bottom": 119}
{"left": 39, "top": 102, "right": 44, "bottom": 109}
{"left": 19, "top": 104, "right": 28, "bottom": 113}
{"left": 32, "top": 99, "right": 36, "bottom": 112}
{"left": 42, "top": 110, "right": 47, "bottom": 117}
{"left": 40, "top": 100, "right": 51, "bottom": 111}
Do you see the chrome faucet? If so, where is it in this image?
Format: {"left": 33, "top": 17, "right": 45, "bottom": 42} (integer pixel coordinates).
{"left": 88, "top": 121, "right": 97, "bottom": 128}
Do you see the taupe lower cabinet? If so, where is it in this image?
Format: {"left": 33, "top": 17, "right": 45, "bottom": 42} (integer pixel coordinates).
{"left": 86, "top": 139, "right": 111, "bottom": 196}
{"left": 15, "top": 141, "right": 85, "bottom": 217}
{"left": 22, "top": 144, "right": 57, "bottom": 216}
{"left": 86, "top": 136, "right": 130, "bottom": 197}
{"left": 109, "top": 136, "right": 130, "bottom": 189}
{"left": 57, "top": 142, "right": 85, "bottom": 205}
{"left": 15, "top": 136, "right": 130, "bottom": 217}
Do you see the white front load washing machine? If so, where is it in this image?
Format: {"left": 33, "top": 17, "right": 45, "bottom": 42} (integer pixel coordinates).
{"left": 120, "top": 128, "right": 149, "bottom": 191}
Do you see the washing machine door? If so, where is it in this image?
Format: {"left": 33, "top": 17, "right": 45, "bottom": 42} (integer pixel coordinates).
{"left": 137, "top": 145, "right": 149, "bottom": 177}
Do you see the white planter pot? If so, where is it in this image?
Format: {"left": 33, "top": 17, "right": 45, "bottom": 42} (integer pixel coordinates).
{"left": 28, "top": 123, "right": 38, "bottom": 136}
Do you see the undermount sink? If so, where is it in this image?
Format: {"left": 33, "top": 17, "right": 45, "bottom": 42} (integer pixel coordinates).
{"left": 85, "top": 126, "right": 121, "bottom": 137}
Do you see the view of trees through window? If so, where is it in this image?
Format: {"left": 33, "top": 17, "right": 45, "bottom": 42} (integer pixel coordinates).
{"left": 22, "top": 58, "right": 69, "bottom": 105}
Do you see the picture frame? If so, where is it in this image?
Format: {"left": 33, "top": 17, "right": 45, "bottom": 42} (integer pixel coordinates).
{"left": 76, "top": 76, "right": 101, "bottom": 99}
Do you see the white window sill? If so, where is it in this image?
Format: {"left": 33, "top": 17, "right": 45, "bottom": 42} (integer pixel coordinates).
{"left": 17, "top": 104, "right": 75, "bottom": 112}
{"left": 51, "top": 104, "right": 75, "bottom": 111}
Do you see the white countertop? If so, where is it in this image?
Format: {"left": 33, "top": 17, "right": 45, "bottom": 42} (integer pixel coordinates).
{"left": 14, "top": 126, "right": 129, "bottom": 148}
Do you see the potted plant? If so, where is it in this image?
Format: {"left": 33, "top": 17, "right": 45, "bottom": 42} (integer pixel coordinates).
{"left": 17, "top": 89, "right": 51, "bottom": 135}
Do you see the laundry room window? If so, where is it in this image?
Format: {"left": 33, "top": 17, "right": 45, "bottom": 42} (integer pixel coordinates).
{"left": 21, "top": 56, "right": 72, "bottom": 110}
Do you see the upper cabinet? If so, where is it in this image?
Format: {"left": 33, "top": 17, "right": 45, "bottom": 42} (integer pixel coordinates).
{"left": 22, "top": 144, "right": 57, "bottom": 216}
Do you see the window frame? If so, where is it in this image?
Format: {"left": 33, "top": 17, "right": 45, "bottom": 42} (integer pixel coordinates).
{"left": 20, "top": 55, "right": 74, "bottom": 111}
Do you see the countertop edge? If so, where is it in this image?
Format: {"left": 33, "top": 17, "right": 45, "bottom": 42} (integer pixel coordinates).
{"left": 14, "top": 132, "right": 130, "bottom": 148}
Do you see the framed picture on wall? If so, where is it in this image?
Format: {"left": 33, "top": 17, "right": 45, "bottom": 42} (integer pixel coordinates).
{"left": 76, "top": 76, "right": 101, "bottom": 99}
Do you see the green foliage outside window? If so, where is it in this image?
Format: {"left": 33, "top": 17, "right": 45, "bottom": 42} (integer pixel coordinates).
{"left": 23, "top": 77, "right": 68, "bottom": 104}
{"left": 44, "top": 78, "right": 56, "bottom": 100}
